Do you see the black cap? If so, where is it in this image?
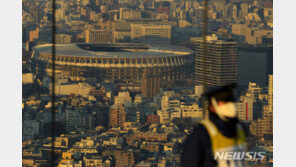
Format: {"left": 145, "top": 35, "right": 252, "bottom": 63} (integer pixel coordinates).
{"left": 205, "top": 83, "right": 237, "bottom": 104}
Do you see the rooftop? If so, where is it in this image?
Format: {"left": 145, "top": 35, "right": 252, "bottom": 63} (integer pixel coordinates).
{"left": 35, "top": 43, "right": 193, "bottom": 58}
{"left": 190, "top": 35, "right": 237, "bottom": 45}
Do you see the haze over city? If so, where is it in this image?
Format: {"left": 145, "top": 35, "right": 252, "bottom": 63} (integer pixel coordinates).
{"left": 22, "top": 0, "right": 273, "bottom": 166}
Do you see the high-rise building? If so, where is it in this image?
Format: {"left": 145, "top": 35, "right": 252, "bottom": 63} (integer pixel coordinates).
{"left": 250, "top": 75, "right": 273, "bottom": 138}
{"left": 142, "top": 70, "right": 161, "bottom": 99}
{"left": 236, "top": 97, "right": 254, "bottom": 121}
{"left": 108, "top": 104, "right": 126, "bottom": 127}
{"left": 63, "top": 108, "right": 82, "bottom": 133}
{"left": 191, "top": 35, "right": 238, "bottom": 91}
{"left": 85, "top": 29, "right": 114, "bottom": 43}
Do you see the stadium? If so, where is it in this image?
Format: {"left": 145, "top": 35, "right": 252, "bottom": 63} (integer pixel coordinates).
{"left": 31, "top": 43, "right": 194, "bottom": 83}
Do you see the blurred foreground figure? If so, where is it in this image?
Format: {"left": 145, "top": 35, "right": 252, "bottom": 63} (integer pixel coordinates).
{"left": 181, "top": 84, "right": 246, "bottom": 167}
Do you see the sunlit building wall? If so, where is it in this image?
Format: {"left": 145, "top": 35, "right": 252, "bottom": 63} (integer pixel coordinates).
{"left": 191, "top": 35, "right": 238, "bottom": 91}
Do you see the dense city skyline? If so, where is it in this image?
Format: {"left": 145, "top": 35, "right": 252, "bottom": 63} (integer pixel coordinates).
{"left": 22, "top": 0, "right": 273, "bottom": 166}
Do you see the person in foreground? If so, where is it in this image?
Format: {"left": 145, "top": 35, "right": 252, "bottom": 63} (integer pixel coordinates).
{"left": 181, "top": 84, "right": 246, "bottom": 167}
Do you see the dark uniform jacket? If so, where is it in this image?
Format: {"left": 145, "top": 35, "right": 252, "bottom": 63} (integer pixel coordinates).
{"left": 181, "top": 113, "right": 240, "bottom": 167}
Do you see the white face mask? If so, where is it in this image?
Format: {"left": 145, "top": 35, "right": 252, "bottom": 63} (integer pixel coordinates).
{"left": 210, "top": 97, "right": 237, "bottom": 122}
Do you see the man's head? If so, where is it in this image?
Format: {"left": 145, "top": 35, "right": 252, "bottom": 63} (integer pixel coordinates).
{"left": 206, "top": 84, "right": 237, "bottom": 122}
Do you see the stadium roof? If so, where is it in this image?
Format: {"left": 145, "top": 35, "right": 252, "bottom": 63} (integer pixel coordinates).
{"left": 35, "top": 43, "right": 194, "bottom": 58}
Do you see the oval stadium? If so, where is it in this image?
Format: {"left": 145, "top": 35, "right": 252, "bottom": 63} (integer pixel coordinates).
{"left": 31, "top": 43, "right": 194, "bottom": 83}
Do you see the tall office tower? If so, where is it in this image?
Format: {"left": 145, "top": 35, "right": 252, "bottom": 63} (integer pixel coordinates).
{"left": 108, "top": 104, "right": 126, "bottom": 128}
{"left": 191, "top": 34, "right": 238, "bottom": 91}
{"left": 85, "top": 29, "right": 114, "bottom": 43}
{"left": 142, "top": 70, "right": 161, "bottom": 99}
